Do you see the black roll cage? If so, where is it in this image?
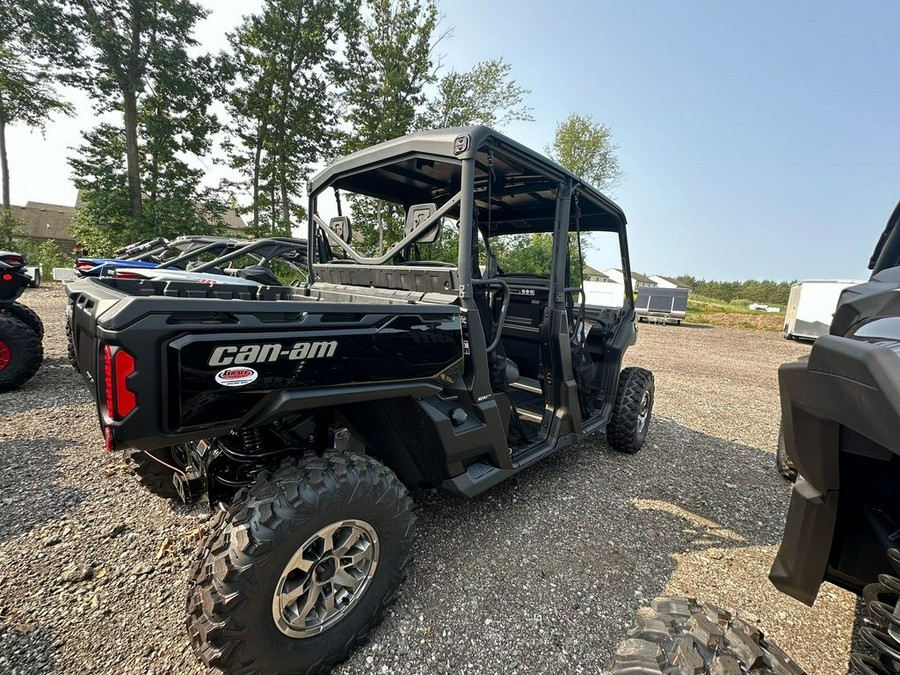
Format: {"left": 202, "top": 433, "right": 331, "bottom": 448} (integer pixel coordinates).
{"left": 305, "top": 126, "right": 636, "bottom": 308}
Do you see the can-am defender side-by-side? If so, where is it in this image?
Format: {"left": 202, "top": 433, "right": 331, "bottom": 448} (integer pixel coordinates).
{"left": 0, "top": 251, "right": 43, "bottom": 391}
{"left": 771, "top": 200, "right": 900, "bottom": 674}
{"left": 66, "top": 127, "right": 654, "bottom": 674}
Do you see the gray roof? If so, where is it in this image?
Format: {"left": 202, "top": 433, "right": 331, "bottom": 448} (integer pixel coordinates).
{"left": 653, "top": 275, "right": 690, "bottom": 288}
{"left": 12, "top": 202, "right": 77, "bottom": 244}
{"left": 310, "top": 126, "right": 626, "bottom": 234}
{"left": 630, "top": 271, "right": 656, "bottom": 284}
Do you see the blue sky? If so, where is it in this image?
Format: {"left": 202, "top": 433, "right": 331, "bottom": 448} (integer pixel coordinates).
{"left": 7, "top": 0, "right": 899, "bottom": 281}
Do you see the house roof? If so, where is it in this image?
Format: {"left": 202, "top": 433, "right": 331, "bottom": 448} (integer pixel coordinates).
{"left": 11, "top": 202, "right": 77, "bottom": 243}
{"left": 583, "top": 265, "right": 607, "bottom": 277}
{"left": 15, "top": 194, "right": 246, "bottom": 243}
{"left": 651, "top": 274, "right": 690, "bottom": 288}
{"left": 630, "top": 271, "right": 655, "bottom": 284}
{"left": 221, "top": 209, "right": 247, "bottom": 232}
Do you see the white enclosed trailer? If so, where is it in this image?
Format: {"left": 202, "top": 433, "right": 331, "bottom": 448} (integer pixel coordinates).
{"left": 783, "top": 279, "right": 864, "bottom": 340}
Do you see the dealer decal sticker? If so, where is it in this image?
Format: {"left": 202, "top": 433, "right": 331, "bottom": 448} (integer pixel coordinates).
{"left": 215, "top": 367, "right": 258, "bottom": 387}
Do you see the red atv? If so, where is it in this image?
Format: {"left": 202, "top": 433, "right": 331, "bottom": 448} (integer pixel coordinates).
{"left": 0, "top": 251, "right": 43, "bottom": 391}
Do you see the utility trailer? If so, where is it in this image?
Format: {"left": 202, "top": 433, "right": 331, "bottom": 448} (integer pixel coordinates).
{"left": 783, "top": 279, "right": 863, "bottom": 341}
{"left": 635, "top": 286, "right": 690, "bottom": 324}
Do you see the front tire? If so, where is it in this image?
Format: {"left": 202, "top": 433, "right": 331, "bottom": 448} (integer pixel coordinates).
{"left": 607, "top": 367, "right": 655, "bottom": 454}
{"left": 187, "top": 451, "right": 415, "bottom": 675}
{"left": 0, "top": 314, "right": 43, "bottom": 392}
{"left": 606, "top": 596, "right": 806, "bottom": 674}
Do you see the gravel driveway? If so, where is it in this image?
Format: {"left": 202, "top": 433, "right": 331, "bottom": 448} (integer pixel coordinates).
{"left": 0, "top": 287, "right": 857, "bottom": 674}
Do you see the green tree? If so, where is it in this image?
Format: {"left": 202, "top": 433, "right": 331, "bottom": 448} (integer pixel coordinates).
{"left": 59, "top": 0, "right": 210, "bottom": 225}
{"left": 497, "top": 113, "right": 624, "bottom": 284}
{"left": 59, "top": 0, "right": 226, "bottom": 244}
{"left": 0, "top": 1, "right": 73, "bottom": 215}
{"left": 423, "top": 58, "right": 533, "bottom": 129}
{"left": 223, "top": 0, "right": 345, "bottom": 237}
{"left": 546, "top": 113, "right": 623, "bottom": 191}
{"left": 339, "top": 0, "right": 439, "bottom": 253}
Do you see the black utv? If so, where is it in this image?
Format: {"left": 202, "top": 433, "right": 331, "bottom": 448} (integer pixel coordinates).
{"left": 0, "top": 250, "right": 43, "bottom": 391}
{"left": 771, "top": 200, "right": 900, "bottom": 674}
{"left": 66, "top": 126, "right": 654, "bottom": 674}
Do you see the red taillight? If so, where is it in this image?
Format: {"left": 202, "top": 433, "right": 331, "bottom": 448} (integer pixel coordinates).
{"left": 103, "top": 345, "right": 114, "bottom": 416}
{"left": 114, "top": 350, "right": 136, "bottom": 417}
{"left": 103, "top": 344, "right": 137, "bottom": 420}
{"left": 113, "top": 270, "right": 144, "bottom": 280}
{"left": 76, "top": 262, "right": 95, "bottom": 272}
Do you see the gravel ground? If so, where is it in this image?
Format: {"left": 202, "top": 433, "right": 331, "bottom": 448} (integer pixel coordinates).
{"left": 0, "top": 286, "right": 858, "bottom": 675}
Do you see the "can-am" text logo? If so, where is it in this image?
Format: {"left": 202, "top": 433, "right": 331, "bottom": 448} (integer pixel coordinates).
{"left": 208, "top": 341, "right": 338, "bottom": 366}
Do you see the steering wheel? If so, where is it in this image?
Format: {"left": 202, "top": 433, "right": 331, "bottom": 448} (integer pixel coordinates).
{"left": 471, "top": 278, "right": 510, "bottom": 353}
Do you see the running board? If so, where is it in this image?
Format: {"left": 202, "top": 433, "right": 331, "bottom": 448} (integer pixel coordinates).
{"left": 509, "top": 377, "right": 542, "bottom": 395}
{"left": 514, "top": 408, "right": 543, "bottom": 423}
{"left": 442, "top": 429, "right": 582, "bottom": 498}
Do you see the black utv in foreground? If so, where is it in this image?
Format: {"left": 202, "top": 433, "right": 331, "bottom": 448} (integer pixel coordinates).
{"left": 66, "top": 127, "right": 654, "bottom": 674}
{"left": 0, "top": 251, "right": 43, "bottom": 391}
{"left": 771, "top": 201, "right": 900, "bottom": 674}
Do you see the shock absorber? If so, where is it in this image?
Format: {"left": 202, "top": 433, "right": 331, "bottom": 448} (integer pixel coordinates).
{"left": 852, "top": 548, "right": 900, "bottom": 675}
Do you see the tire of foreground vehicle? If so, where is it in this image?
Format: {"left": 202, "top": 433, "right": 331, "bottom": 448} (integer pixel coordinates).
{"left": 187, "top": 451, "right": 416, "bottom": 675}
{"left": 0, "top": 314, "right": 43, "bottom": 392}
{"left": 605, "top": 596, "right": 807, "bottom": 675}
{"left": 607, "top": 367, "right": 655, "bottom": 454}
{"left": 126, "top": 447, "right": 187, "bottom": 500}
{"left": 6, "top": 302, "right": 44, "bottom": 339}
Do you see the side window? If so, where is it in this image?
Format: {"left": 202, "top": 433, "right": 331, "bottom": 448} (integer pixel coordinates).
{"left": 492, "top": 234, "right": 553, "bottom": 277}
{"left": 578, "top": 231, "right": 627, "bottom": 308}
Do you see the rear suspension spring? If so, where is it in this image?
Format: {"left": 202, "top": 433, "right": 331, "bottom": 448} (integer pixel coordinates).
{"left": 852, "top": 548, "right": 900, "bottom": 675}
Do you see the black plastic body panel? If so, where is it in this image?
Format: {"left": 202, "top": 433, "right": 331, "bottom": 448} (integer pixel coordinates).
{"left": 0, "top": 262, "right": 29, "bottom": 306}
{"left": 66, "top": 276, "right": 463, "bottom": 451}
{"left": 771, "top": 336, "right": 900, "bottom": 604}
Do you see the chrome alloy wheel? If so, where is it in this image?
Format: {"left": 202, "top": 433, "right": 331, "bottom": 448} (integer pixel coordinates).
{"left": 272, "top": 519, "right": 379, "bottom": 638}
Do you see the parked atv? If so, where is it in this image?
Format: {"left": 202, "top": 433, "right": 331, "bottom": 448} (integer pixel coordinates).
{"left": 771, "top": 200, "right": 900, "bottom": 673}
{"left": 0, "top": 251, "right": 43, "bottom": 391}
{"left": 67, "top": 127, "right": 654, "bottom": 674}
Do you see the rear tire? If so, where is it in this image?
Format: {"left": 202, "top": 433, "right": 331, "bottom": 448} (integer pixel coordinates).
{"left": 607, "top": 367, "right": 655, "bottom": 454}
{"left": 186, "top": 451, "right": 415, "bottom": 675}
{"left": 605, "top": 596, "right": 807, "bottom": 674}
{"left": 29, "top": 270, "right": 40, "bottom": 288}
{"left": 0, "top": 314, "right": 43, "bottom": 392}
{"left": 6, "top": 302, "right": 44, "bottom": 339}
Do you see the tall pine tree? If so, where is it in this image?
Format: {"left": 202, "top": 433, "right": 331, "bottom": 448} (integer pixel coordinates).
{"left": 222, "top": 0, "right": 345, "bottom": 237}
